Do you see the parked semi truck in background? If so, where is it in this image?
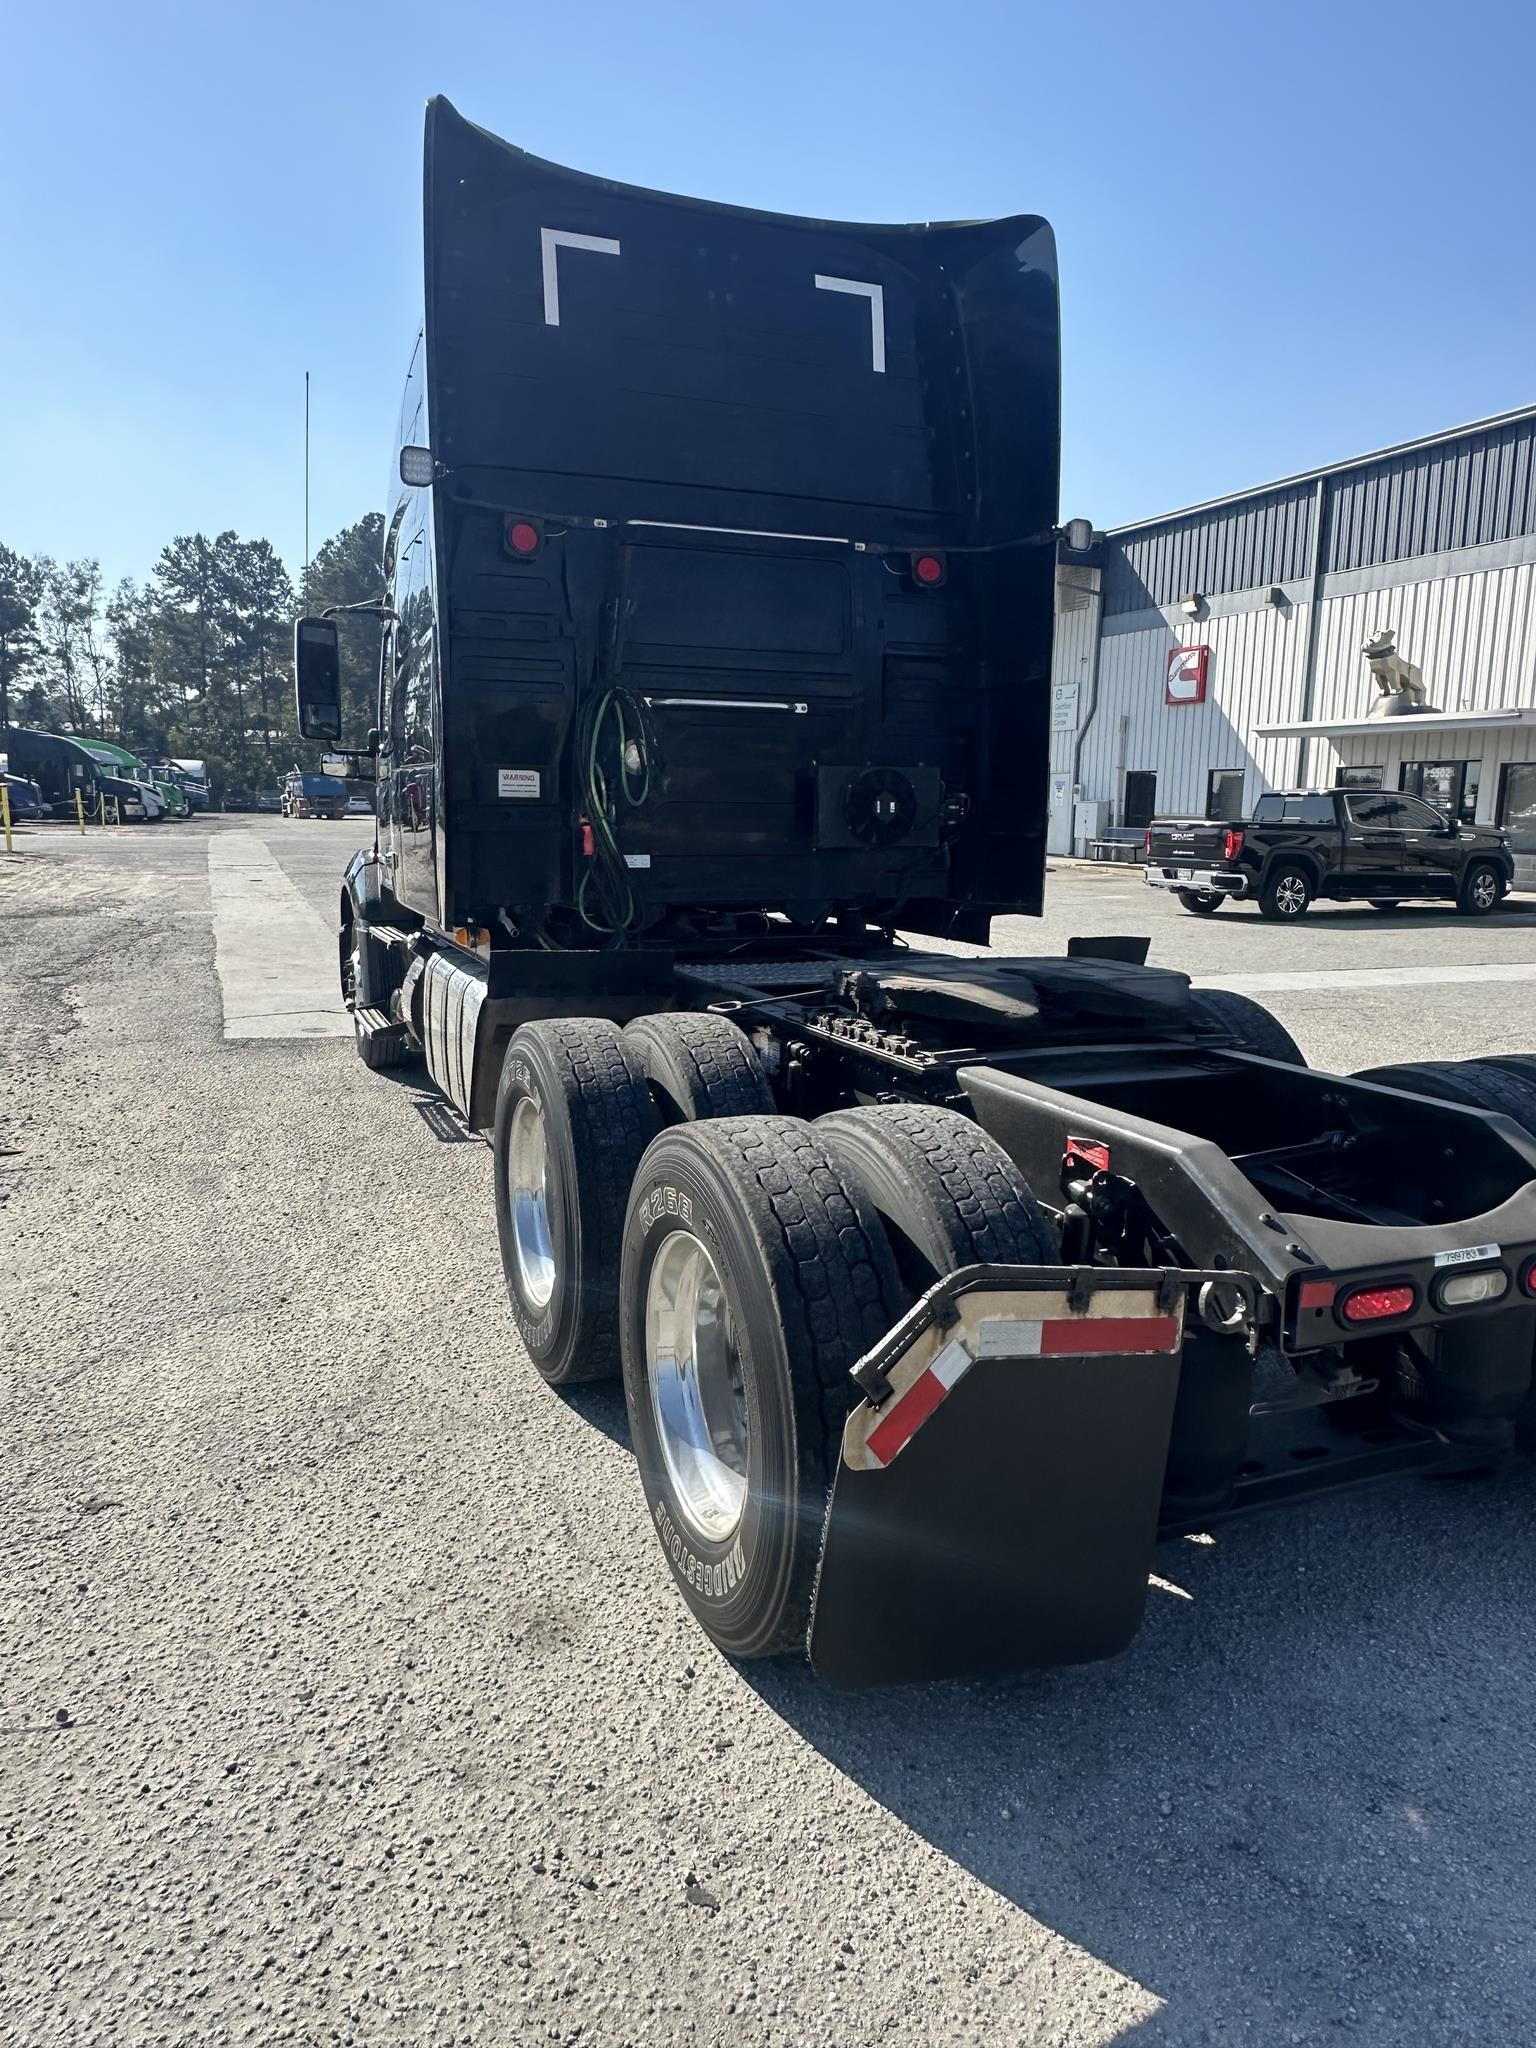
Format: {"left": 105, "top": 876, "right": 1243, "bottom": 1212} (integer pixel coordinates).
{"left": 294, "top": 99, "right": 1536, "bottom": 1685}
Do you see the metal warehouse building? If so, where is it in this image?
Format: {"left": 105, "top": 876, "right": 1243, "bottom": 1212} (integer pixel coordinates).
{"left": 1049, "top": 402, "right": 1536, "bottom": 887}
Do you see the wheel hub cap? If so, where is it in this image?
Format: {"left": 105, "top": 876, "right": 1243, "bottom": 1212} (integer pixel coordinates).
{"left": 645, "top": 1229, "right": 749, "bottom": 1545}
{"left": 508, "top": 1097, "right": 556, "bottom": 1309}
{"left": 1278, "top": 877, "right": 1305, "bottom": 913}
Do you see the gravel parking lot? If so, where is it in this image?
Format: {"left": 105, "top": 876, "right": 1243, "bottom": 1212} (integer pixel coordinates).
{"left": 5, "top": 818, "right": 1536, "bottom": 2047}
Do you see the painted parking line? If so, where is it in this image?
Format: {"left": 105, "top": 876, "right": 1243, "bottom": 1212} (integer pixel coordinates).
{"left": 207, "top": 832, "right": 351, "bottom": 1040}
{"left": 1193, "top": 961, "right": 1536, "bottom": 995}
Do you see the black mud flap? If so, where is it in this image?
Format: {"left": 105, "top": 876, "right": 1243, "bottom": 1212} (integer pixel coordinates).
{"left": 808, "top": 1266, "right": 1199, "bottom": 1687}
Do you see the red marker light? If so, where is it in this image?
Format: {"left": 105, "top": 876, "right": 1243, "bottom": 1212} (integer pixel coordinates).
{"left": 507, "top": 518, "right": 541, "bottom": 557}
{"left": 1340, "top": 1283, "right": 1415, "bottom": 1324}
{"left": 1519, "top": 1256, "right": 1536, "bottom": 1298}
{"left": 910, "top": 551, "right": 947, "bottom": 587}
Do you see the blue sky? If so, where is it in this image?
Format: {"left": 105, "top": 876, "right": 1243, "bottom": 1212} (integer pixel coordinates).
{"left": 5, "top": 0, "right": 1534, "bottom": 593}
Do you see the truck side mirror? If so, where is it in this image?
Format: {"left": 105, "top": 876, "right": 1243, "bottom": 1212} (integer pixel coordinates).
{"left": 294, "top": 616, "right": 343, "bottom": 743}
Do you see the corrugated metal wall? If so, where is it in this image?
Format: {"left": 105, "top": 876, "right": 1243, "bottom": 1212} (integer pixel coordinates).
{"left": 1077, "top": 610, "right": 1307, "bottom": 820}
{"left": 1326, "top": 414, "right": 1536, "bottom": 573}
{"left": 1056, "top": 405, "right": 1536, "bottom": 846}
{"left": 1312, "top": 559, "right": 1536, "bottom": 723}
{"left": 1098, "top": 408, "right": 1536, "bottom": 618}
{"left": 1102, "top": 485, "right": 1315, "bottom": 616}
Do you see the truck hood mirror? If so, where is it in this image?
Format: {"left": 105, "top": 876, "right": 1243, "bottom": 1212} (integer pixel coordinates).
{"left": 293, "top": 616, "right": 343, "bottom": 743}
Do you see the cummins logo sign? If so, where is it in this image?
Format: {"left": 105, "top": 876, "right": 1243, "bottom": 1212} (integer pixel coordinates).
{"left": 1166, "top": 645, "right": 1210, "bottom": 705}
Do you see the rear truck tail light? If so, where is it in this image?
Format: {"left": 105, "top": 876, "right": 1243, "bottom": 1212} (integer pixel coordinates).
{"left": 1144, "top": 828, "right": 1152, "bottom": 856}
{"left": 505, "top": 517, "right": 542, "bottom": 557}
{"left": 1434, "top": 1266, "right": 1509, "bottom": 1310}
{"left": 1222, "top": 828, "right": 1245, "bottom": 861}
{"left": 1521, "top": 1256, "right": 1536, "bottom": 1298}
{"left": 1340, "top": 1281, "right": 1416, "bottom": 1324}
{"left": 909, "top": 550, "right": 947, "bottom": 588}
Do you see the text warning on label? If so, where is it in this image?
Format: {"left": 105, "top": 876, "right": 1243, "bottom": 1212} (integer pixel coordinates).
{"left": 498, "top": 768, "right": 541, "bottom": 800}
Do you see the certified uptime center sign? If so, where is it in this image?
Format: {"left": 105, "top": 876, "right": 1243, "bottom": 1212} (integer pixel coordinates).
{"left": 1165, "top": 645, "right": 1210, "bottom": 705}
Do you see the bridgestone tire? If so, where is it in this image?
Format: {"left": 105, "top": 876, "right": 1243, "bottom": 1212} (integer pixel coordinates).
{"left": 1189, "top": 988, "right": 1307, "bottom": 1066}
{"left": 815, "top": 1104, "right": 1056, "bottom": 1301}
{"left": 1176, "top": 890, "right": 1226, "bottom": 914}
{"left": 619, "top": 1116, "right": 902, "bottom": 1659}
{"left": 1457, "top": 861, "right": 1504, "bottom": 916}
{"left": 1352, "top": 1059, "right": 1536, "bottom": 1137}
{"left": 494, "top": 1020, "right": 660, "bottom": 1386}
{"left": 623, "top": 1012, "right": 775, "bottom": 1124}
{"left": 1259, "top": 864, "right": 1313, "bottom": 921}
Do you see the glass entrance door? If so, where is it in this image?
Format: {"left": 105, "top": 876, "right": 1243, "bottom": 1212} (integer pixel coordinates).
{"left": 1400, "top": 759, "right": 1480, "bottom": 823}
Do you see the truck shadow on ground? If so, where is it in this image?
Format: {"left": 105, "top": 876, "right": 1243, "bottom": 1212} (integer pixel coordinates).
{"left": 743, "top": 1459, "right": 1536, "bottom": 2044}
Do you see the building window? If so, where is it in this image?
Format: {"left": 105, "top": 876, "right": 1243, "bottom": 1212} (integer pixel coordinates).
{"left": 1205, "top": 768, "right": 1245, "bottom": 820}
{"left": 1123, "top": 771, "right": 1157, "bottom": 829}
{"left": 1499, "top": 763, "right": 1536, "bottom": 856}
{"left": 1335, "top": 764, "right": 1384, "bottom": 789}
{"left": 1400, "top": 759, "right": 1480, "bottom": 823}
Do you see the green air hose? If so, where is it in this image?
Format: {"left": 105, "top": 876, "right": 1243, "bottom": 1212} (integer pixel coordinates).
{"left": 576, "top": 686, "right": 653, "bottom": 936}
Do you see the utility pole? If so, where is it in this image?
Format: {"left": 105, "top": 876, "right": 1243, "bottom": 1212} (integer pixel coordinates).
{"left": 304, "top": 371, "right": 311, "bottom": 601}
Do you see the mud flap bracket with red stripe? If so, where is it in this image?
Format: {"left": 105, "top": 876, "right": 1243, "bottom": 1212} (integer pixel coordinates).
{"left": 809, "top": 1264, "right": 1244, "bottom": 1687}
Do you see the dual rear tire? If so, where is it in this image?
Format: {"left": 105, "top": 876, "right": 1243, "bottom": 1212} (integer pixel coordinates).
{"left": 490, "top": 1012, "right": 1057, "bottom": 1657}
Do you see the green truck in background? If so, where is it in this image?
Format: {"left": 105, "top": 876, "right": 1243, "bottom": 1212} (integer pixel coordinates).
{"left": 82, "top": 741, "right": 191, "bottom": 819}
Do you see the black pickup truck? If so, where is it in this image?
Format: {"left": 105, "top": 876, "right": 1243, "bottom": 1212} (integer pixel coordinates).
{"left": 1145, "top": 788, "right": 1514, "bottom": 920}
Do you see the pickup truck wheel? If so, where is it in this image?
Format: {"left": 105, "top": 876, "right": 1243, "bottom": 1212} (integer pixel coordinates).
{"left": 816, "top": 1104, "right": 1056, "bottom": 1302}
{"left": 1176, "top": 889, "right": 1226, "bottom": 914}
{"left": 1352, "top": 1059, "right": 1536, "bottom": 1137}
{"left": 493, "top": 1020, "right": 660, "bottom": 1386}
{"left": 623, "top": 1012, "right": 775, "bottom": 1123}
{"left": 620, "top": 1116, "right": 901, "bottom": 1659}
{"left": 1188, "top": 989, "right": 1306, "bottom": 1066}
{"left": 1259, "top": 864, "right": 1313, "bottom": 921}
{"left": 1368, "top": 899, "right": 1401, "bottom": 911}
{"left": 1457, "top": 861, "right": 1503, "bottom": 916}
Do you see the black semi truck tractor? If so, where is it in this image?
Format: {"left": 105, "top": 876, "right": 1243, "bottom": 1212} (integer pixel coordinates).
{"left": 294, "top": 99, "right": 1536, "bottom": 1686}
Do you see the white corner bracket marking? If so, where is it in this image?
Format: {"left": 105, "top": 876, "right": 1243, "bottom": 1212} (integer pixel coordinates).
{"left": 814, "top": 275, "right": 886, "bottom": 373}
{"left": 542, "top": 228, "right": 622, "bottom": 326}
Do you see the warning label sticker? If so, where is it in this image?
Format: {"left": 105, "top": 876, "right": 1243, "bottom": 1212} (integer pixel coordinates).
{"left": 497, "top": 769, "right": 540, "bottom": 799}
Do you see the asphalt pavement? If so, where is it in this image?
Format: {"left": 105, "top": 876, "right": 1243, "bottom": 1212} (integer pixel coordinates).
{"left": 5, "top": 815, "right": 1536, "bottom": 2047}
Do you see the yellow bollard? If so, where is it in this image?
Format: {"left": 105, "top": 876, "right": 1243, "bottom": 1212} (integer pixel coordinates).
{"left": 1, "top": 781, "right": 11, "bottom": 855}
{"left": 76, "top": 789, "right": 85, "bottom": 834}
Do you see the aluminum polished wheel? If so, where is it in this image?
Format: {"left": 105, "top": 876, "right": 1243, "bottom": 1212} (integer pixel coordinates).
{"left": 645, "top": 1229, "right": 749, "bottom": 1544}
{"left": 1275, "top": 873, "right": 1308, "bottom": 916}
{"left": 508, "top": 1096, "right": 556, "bottom": 1309}
{"left": 1471, "top": 868, "right": 1499, "bottom": 910}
